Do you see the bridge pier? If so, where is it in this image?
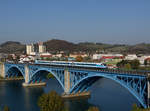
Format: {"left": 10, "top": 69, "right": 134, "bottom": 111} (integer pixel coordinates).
{"left": 0, "top": 63, "right": 5, "bottom": 78}
{"left": 148, "top": 73, "right": 150, "bottom": 108}
{"left": 148, "top": 81, "right": 150, "bottom": 107}
{"left": 63, "top": 69, "right": 91, "bottom": 98}
{"left": 25, "top": 65, "right": 29, "bottom": 83}
{"left": 64, "top": 69, "right": 70, "bottom": 94}
{"left": 22, "top": 65, "right": 30, "bottom": 86}
{"left": 22, "top": 65, "right": 46, "bottom": 87}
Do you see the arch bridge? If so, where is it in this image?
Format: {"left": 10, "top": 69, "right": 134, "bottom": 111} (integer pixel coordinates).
{"left": 0, "top": 62, "right": 150, "bottom": 108}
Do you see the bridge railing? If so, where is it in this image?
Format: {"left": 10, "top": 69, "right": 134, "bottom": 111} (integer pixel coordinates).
{"left": 98, "top": 68, "right": 149, "bottom": 76}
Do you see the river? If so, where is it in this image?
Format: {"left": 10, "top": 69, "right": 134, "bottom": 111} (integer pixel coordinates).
{"left": 0, "top": 78, "right": 139, "bottom": 111}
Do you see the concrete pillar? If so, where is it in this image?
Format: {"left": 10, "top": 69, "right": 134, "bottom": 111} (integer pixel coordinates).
{"left": 0, "top": 63, "right": 5, "bottom": 78}
{"left": 147, "top": 81, "right": 149, "bottom": 107}
{"left": 148, "top": 73, "right": 150, "bottom": 107}
{"left": 23, "top": 65, "right": 47, "bottom": 87}
{"left": 25, "top": 65, "right": 30, "bottom": 83}
{"left": 64, "top": 70, "right": 70, "bottom": 94}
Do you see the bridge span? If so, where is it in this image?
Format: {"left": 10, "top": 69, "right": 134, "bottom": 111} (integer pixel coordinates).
{"left": 0, "top": 62, "right": 150, "bottom": 108}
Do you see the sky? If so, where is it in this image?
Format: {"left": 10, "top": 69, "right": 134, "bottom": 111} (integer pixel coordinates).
{"left": 0, "top": 0, "right": 150, "bottom": 44}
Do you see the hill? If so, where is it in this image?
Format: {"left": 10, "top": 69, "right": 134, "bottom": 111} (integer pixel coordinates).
{"left": 0, "top": 39, "right": 150, "bottom": 54}
{"left": 126, "top": 43, "right": 150, "bottom": 54}
{"left": 0, "top": 41, "right": 25, "bottom": 54}
{"left": 44, "top": 39, "right": 77, "bottom": 53}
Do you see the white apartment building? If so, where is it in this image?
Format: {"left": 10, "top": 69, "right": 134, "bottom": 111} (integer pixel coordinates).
{"left": 125, "top": 54, "right": 137, "bottom": 60}
{"left": 93, "top": 54, "right": 102, "bottom": 60}
{"left": 38, "top": 42, "right": 46, "bottom": 53}
{"left": 138, "top": 55, "right": 150, "bottom": 64}
{"left": 26, "top": 44, "right": 34, "bottom": 55}
{"left": 26, "top": 42, "right": 47, "bottom": 55}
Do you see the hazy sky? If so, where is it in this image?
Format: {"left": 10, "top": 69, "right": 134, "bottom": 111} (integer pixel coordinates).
{"left": 0, "top": 0, "right": 150, "bottom": 44}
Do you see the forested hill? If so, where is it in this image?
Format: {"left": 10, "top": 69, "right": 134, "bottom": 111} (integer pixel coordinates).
{"left": 0, "top": 41, "right": 25, "bottom": 54}
{"left": 44, "top": 39, "right": 150, "bottom": 54}
{"left": 0, "top": 39, "right": 150, "bottom": 54}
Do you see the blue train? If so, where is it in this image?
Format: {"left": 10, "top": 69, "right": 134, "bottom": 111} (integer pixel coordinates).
{"left": 35, "top": 60, "right": 107, "bottom": 69}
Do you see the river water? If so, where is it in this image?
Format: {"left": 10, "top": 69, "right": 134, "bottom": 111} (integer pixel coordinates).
{"left": 0, "top": 78, "right": 139, "bottom": 111}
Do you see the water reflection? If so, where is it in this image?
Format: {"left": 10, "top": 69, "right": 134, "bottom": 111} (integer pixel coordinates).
{"left": 65, "top": 98, "right": 96, "bottom": 111}
{"left": 23, "top": 87, "right": 44, "bottom": 111}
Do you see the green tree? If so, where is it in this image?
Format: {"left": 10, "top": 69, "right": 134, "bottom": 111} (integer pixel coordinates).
{"left": 16, "top": 55, "right": 20, "bottom": 61}
{"left": 75, "top": 56, "right": 83, "bottom": 62}
{"left": 131, "top": 104, "right": 150, "bottom": 111}
{"left": 124, "top": 63, "right": 131, "bottom": 70}
{"left": 7, "top": 55, "right": 13, "bottom": 61}
{"left": 0, "top": 75, "right": 4, "bottom": 79}
{"left": 131, "top": 104, "right": 140, "bottom": 111}
{"left": 116, "top": 60, "right": 129, "bottom": 68}
{"left": 0, "top": 58, "right": 6, "bottom": 62}
{"left": 117, "top": 59, "right": 140, "bottom": 70}
{"left": 87, "top": 106, "right": 99, "bottom": 111}
{"left": 83, "top": 56, "right": 91, "bottom": 62}
{"left": 3, "top": 105, "right": 10, "bottom": 111}
{"left": 46, "top": 73, "right": 55, "bottom": 79}
{"left": 144, "top": 60, "right": 147, "bottom": 66}
{"left": 38, "top": 91, "right": 66, "bottom": 111}
{"left": 130, "top": 59, "right": 140, "bottom": 69}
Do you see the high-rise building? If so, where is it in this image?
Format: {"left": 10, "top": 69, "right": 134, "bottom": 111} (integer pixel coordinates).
{"left": 38, "top": 42, "right": 46, "bottom": 53}
{"left": 26, "top": 44, "right": 34, "bottom": 55}
{"left": 26, "top": 42, "right": 46, "bottom": 56}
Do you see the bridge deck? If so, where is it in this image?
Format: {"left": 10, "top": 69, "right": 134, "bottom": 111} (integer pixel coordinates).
{"left": 7, "top": 62, "right": 149, "bottom": 77}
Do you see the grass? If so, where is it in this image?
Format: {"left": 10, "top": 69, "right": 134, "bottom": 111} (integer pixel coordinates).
{"left": 105, "top": 59, "right": 122, "bottom": 65}
{"left": 0, "top": 75, "right": 4, "bottom": 79}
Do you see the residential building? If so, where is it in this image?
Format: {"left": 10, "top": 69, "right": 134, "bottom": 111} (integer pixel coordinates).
{"left": 69, "top": 53, "right": 88, "bottom": 58}
{"left": 38, "top": 42, "right": 46, "bottom": 53}
{"left": 26, "top": 44, "right": 34, "bottom": 55}
{"left": 92, "top": 54, "right": 123, "bottom": 60}
{"left": 125, "top": 54, "right": 137, "bottom": 60}
{"left": 138, "top": 55, "right": 150, "bottom": 64}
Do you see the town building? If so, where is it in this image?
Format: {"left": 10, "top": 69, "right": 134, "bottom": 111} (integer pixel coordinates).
{"left": 40, "top": 52, "right": 52, "bottom": 58}
{"left": 38, "top": 42, "right": 46, "bottom": 53}
{"left": 69, "top": 53, "right": 88, "bottom": 58}
{"left": 92, "top": 54, "right": 123, "bottom": 60}
{"left": 124, "top": 54, "right": 137, "bottom": 60}
{"left": 137, "top": 55, "right": 150, "bottom": 64}
{"left": 26, "top": 44, "right": 34, "bottom": 55}
{"left": 144, "top": 58, "right": 150, "bottom": 65}
{"left": 19, "top": 55, "right": 36, "bottom": 63}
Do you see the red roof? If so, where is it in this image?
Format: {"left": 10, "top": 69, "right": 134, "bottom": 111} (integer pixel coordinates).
{"left": 40, "top": 55, "right": 52, "bottom": 58}
{"left": 101, "top": 56, "right": 123, "bottom": 59}
{"left": 145, "top": 58, "right": 150, "bottom": 61}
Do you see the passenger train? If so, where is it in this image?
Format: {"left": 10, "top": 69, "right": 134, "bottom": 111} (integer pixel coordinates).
{"left": 35, "top": 60, "right": 107, "bottom": 69}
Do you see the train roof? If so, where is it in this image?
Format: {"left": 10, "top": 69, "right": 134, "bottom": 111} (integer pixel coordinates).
{"left": 37, "top": 60, "right": 104, "bottom": 65}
